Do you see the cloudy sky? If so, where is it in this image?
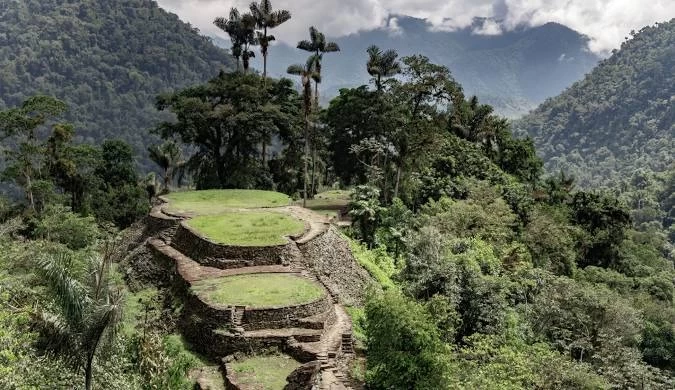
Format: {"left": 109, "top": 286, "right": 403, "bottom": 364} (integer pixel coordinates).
{"left": 156, "top": 0, "right": 675, "bottom": 54}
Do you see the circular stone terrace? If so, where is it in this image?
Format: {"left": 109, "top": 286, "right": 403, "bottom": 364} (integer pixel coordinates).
{"left": 191, "top": 272, "right": 326, "bottom": 309}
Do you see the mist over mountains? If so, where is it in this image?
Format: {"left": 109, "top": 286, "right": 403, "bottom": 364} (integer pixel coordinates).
{"left": 217, "top": 16, "right": 600, "bottom": 117}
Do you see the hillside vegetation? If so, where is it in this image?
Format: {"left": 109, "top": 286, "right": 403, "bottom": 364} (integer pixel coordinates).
{"left": 0, "top": 0, "right": 234, "bottom": 169}
{"left": 514, "top": 20, "right": 674, "bottom": 188}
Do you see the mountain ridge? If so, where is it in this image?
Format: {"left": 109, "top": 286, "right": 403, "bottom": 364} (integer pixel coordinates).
{"left": 221, "top": 16, "right": 600, "bottom": 117}
{"left": 513, "top": 19, "right": 675, "bottom": 188}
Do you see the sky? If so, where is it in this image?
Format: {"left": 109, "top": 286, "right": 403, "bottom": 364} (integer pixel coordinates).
{"left": 156, "top": 0, "right": 675, "bottom": 55}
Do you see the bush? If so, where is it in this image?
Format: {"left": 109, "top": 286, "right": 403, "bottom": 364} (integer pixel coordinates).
{"left": 348, "top": 238, "right": 397, "bottom": 290}
{"left": 34, "top": 205, "right": 99, "bottom": 250}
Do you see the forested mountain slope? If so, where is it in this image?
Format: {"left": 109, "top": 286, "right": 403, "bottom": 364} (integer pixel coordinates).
{"left": 514, "top": 19, "right": 674, "bottom": 188}
{"left": 0, "top": 0, "right": 234, "bottom": 169}
{"left": 236, "top": 16, "right": 599, "bottom": 117}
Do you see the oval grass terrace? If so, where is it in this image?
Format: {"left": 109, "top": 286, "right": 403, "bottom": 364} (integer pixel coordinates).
{"left": 162, "top": 189, "right": 292, "bottom": 216}
{"left": 190, "top": 273, "right": 326, "bottom": 308}
{"left": 226, "top": 354, "right": 301, "bottom": 390}
{"left": 184, "top": 211, "right": 306, "bottom": 247}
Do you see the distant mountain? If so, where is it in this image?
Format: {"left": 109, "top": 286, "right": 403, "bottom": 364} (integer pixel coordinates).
{"left": 222, "top": 16, "right": 600, "bottom": 117}
{"left": 513, "top": 19, "right": 675, "bottom": 188}
{"left": 0, "top": 0, "right": 234, "bottom": 169}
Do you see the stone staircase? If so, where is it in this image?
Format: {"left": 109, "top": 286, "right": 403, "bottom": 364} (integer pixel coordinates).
{"left": 341, "top": 333, "right": 354, "bottom": 354}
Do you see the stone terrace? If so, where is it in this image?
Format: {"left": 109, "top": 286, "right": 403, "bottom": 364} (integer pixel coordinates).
{"left": 144, "top": 191, "right": 362, "bottom": 389}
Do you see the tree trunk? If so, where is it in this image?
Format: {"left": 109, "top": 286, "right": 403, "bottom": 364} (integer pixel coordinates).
{"left": 85, "top": 354, "right": 94, "bottom": 390}
{"left": 394, "top": 165, "right": 402, "bottom": 200}
{"left": 263, "top": 27, "right": 268, "bottom": 83}
{"left": 310, "top": 145, "right": 317, "bottom": 197}
{"left": 25, "top": 173, "right": 35, "bottom": 212}
{"left": 314, "top": 81, "right": 319, "bottom": 110}
{"left": 262, "top": 141, "right": 267, "bottom": 166}
{"left": 382, "top": 151, "right": 389, "bottom": 203}
{"left": 303, "top": 117, "right": 309, "bottom": 208}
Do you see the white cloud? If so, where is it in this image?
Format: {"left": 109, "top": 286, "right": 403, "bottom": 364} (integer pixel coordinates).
{"left": 156, "top": 0, "right": 675, "bottom": 54}
{"left": 473, "top": 19, "right": 504, "bottom": 35}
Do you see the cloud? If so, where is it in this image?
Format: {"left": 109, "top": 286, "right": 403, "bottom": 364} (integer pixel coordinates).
{"left": 156, "top": 0, "right": 675, "bottom": 54}
{"left": 473, "top": 19, "right": 504, "bottom": 35}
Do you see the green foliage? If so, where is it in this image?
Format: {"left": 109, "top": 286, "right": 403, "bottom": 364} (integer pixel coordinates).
{"left": 0, "top": 0, "right": 235, "bottom": 171}
{"left": 345, "top": 306, "right": 367, "bottom": 348}
{"left": 348, "top": 239, "right": 397, "bottom": 290}
{"left": 348, "top": 185, "right": 383, "bottom": 246}
{"left": 365, "top": 290, "right": 451, "bottom": 389}
{"left": 454, "top": 333, "right": 609, "bottom": 389}
{"left": 90, "top": 140, "right": 149, "bottom": 228}
{"left": 33, "top": 205, "right": 99, "bottom": 250}
{"left": 155, "top": 72, "right": 300, "bottom": 190}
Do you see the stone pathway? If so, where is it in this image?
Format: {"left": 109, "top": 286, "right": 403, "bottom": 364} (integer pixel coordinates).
{"left": 317, "top": 305, "right": 353, "bottom": 390}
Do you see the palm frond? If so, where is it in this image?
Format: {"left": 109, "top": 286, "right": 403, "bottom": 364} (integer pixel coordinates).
{"left": 33, "top": 311, "right": 79, "bottom": 361}
{"left": 297, "top": 40, "right": 313, "bottom": 51}
{"left": 309, "top": 26, "right": 319, "bottom": 45}
{"left": 81, "top": 296, "right": 123, "bottom": 358}
{"left": 324, "top": 42, "right": 340, "bottom": 52}
{"left": 36, "top": 253, "right": 87, "bottom": 326}
{"left": 213, "top": 17, "right": 228, "bottom": 31}
{"left": 270, "top": 10, "right": 291, "bottom": 26}
{"left": 286, "top": 64, "right": 304, "bottom": 75}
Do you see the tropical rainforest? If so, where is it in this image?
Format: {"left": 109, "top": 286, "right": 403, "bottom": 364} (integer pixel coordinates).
{"left": 0, "top": 0, "right": 673, "bottom": 389}
{"left": 0, "top": 0, "right": 235, "bottom": 170}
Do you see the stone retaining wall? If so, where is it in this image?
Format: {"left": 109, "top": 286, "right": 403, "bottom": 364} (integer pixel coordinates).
{"left": 298, "top": 226, "right": 374, "bottom": 306}
{"left": 171, "top": 223, "right": 297, "bottom": 267}
{"left": 242, "top": 294, "right": 332, "bottom": 324}
{"left": 144, "top": 208, "right": 181, "bottom": 237}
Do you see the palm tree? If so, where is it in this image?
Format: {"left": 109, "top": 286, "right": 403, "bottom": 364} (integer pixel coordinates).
{"left": 366, "top": 45, "right": 401, "bottom": 91}
{"left": 287, "top": 55, "right": 319, "bottom": 208}
{"left": 296, "top": 26, "right": 340, "bottom": 108}
{"left": 249, "top": 0, "right": 291, "bottom": 82}
{"left": 147, "top": 140, "right": 183, "bottom": 192}
{"left": 214, "top": 8, "right": 243, "bottom": 71}
{"left": 35, "top": 245, "right": 123, "bottom": 390}
{"left": 214, "top": 9, "right": 258, "bottom": 73}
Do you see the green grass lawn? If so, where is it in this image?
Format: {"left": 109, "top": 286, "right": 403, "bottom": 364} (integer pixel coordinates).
{"left": 185, "top": 211, "right": 305, "bottom": 246}
{"left": 164, "top": 189, "right": 291, "bottom": 215}
{"left": 294, "top": 189, "right": 351, "bottom": 212}
{"left": 315, "top": 189, "right": 351, "bottom": 200}
{"left": 191, "top": 273, "right": 325, "bottom": 307}
{"left": 229, "top": 355, "right": 301, "bottom": 389}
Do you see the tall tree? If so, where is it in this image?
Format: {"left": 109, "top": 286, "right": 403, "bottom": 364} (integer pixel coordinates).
{"left": 214, "top": 8, "right": 257, "bottom": 73}
{"left": 155, "top": 72, "right": 298, "bottom": 190}
{"left": 296, "top": 26, "right": 340, "bottom": 108}
{"left": 366, "top": 45, "right": 402, "bottom": 91}
{"left": 0, "top": 96, "right": 67, "bottom": 212}
{"left": 214, "top": 8, "right": 243, "bottom": 71}
{"left": 35, "top": 246, "right": 123, "bottom": 390}
{"left": 147, "top": 140, "right": 183, "bottom": 192}
{"left": 287, "top": 56, "right": 319, "bottom": 208}
{"left": 390, "top": 56, "right": 458, "bottom": 199}
{"left": 249, "top": 0, "right": 291, "bottom": 82}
